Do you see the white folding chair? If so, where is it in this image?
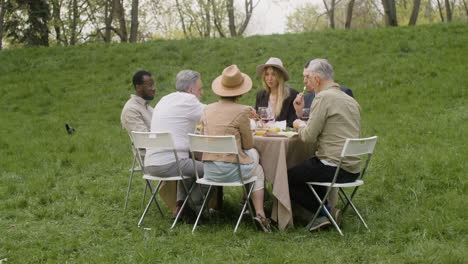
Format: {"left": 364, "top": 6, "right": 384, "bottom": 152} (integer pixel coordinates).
{"left": 305, "top": 136, "right": 378, "bottom": 236}
{"left": 188, "top": 134, "right": 257, "bottom": 233}
{"left": 123, "top": 133, "right": 144, "bottom": 213}
{"left": 131, "top": 131, "right": 196, "bottom": 228}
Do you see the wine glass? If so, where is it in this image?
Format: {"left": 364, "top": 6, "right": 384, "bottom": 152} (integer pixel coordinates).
{"left": 258, "top": 107, "right": 275, "bottom": 126}
{"left": 301, "top": 108, "right": 310, "bottom": 121}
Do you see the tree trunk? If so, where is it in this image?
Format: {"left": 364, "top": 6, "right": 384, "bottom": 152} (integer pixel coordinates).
{"left": 226, "top": 0, "right": 236, "bottom": 36}
{"left": 463, "top": 0, "right": 468, "bottom": 16}
{"left": 330, "top": 0, "right": 335, "bottom": 29}
{"left": 436, "top": 0, "right": 445, "bottom": 21}
{"left": 211, "top": 0, "right": 225, "bottom": 37}
{"left": 0, "top": 0, "right": 5, "bottom": 50}
{"left": 70, "top": 0, "right": 78, "bottom": 45}
{"left": 129, "top": 0, "right": 138, "bottom": 42}
{"left": 382, "top": 0, "right": 398, "bottom": 26}
{"left": 175, "top": 0, "right": 188, "bottom": 38}
{"left": 345, "top": 0, "right": 355, "bottom": 29}
{"left": 237, "top": 0, "right": 253, "bottom": 35}
{"left": 104, "top": 0, "right": 113, "bottom": 42}
{"left": 114, "top": 0, "right": 127, "bottom": 42}
{"left": 444, "top": 0, "right": 452, "bottom": 21}
{"left": 26, "top": 0, "right": 50, "bottom": 46}
{"left": 204, "top": 0, "right": 211, "bottom": 38}
{"left": 322, "top": 0, "right": 334, "bottom": 29}
{"left": 51, "top": 0, "right": 62, "bottom": 43}
{"left": 408, "top": 0, "right": 421, "bottom": 25}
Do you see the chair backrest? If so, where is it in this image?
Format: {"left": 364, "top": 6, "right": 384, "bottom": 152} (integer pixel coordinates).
{"left": 131, "top": 131, "right": 175, "bottom": 150}
{"left": 188, "top": 134, "right": 239, "bottom": 154}
{"left": 341, "top": 136, "right": 378, "bottom": 157}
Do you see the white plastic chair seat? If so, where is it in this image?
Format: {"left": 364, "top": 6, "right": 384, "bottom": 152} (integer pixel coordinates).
{"left": 307, "top": 179, "right": 364, "bottom": 188}
{"left": 142, "top": 174, "right": 186, "bottom": 182}
{"left": 196, "top": 176, "right": 257, "bottom": 187}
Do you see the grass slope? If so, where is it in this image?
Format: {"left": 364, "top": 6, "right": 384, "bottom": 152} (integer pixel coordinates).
{"left": 0, "top": 22, "right": 467, "bottom": 263}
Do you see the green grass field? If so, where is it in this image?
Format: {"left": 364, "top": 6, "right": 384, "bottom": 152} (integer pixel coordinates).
{"left": 0, "top": 22, "right": 467, "bottom": 263}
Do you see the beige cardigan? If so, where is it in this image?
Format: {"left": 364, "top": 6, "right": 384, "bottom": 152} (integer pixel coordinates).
{"left": 201, "top": 99, "right": 253, "bottom": 164}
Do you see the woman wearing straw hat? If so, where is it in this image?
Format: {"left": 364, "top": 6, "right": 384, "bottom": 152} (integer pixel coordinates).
{"left": 255, "top": 57, "right": 299, "bottom": 128}
{"left": 201, "top": 65, "right": 271, "bottom": 232}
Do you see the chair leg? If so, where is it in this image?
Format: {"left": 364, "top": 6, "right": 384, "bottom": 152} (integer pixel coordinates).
{"left": 306, "top": 184, "right": 344, "bottom": 236}
{"left": 141, "top": 181, "right": 148, "bottom": 209}
{"left": 179, "top": 176, "right": 197, "bottom": 214}
{"left": 235, "top": 183, "right": 256, "bottom": 232}
{"left": 170, "top": 183, "right": 196, "bottom": 230}
{"left": 342, "top": 186, "right": 360, "bottom": 214}
{"left": 138, "top": 181, "right": 163, "bottom": 227}
{"left": 340, "top": 188, "right": 370, "bottom": 231}
{"left": 124, "top": 155, "right": 138, "bottom": 213}
{"left": 305, "top": 184, "right": 326, "bottom": 230}
{"left": 192, "top": 185, "right": 212, "bottom": 234}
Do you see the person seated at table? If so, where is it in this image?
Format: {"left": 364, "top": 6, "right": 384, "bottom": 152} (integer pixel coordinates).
{"left": 201, "top": 65, "right": 271, "bottom": 232}
{"left": 289, "top": 59, "right": 361, "bottom": 232}
{"left": 121, "top": 70, "right": 156, "bottom": 157}
{"left": 144, "top": 70, "right": 208, "bottom": 221}
{"left": 255, "top": 57, "right": 299, "bottom": 127}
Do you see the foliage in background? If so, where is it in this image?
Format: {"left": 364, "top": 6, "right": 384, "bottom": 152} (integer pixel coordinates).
{"left": 286, "top": 0, "right": 467, "bottom": 32}
{"left": 0, "top": 22, "right": 467, "bottom": 263}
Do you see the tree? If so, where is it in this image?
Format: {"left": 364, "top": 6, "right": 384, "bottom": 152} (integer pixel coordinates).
{"left": 286, "top": 3, "right": 328, "bottom": 33}
{"left": 408, "top": 0, "right": 421, "bottom": 25}
{"left": 8, "top": 0, "right": 50, "bottom": 46}
{"left": 463, "top": 0, "right": 468, "bottom": 16}
{"left": 0, "top": 0, "right": 5, "bottom": 49}
{"left": 113, "top": 0, "right": 127, "bottom": 41}
{"left": 436, "top": 0, "right": 445, "bottom": 21}
{"left": 345, "top": 0, "right": 355, "bottom": 29}
{"left": 129, "top": 0, "right": 138, "bottom": 42}
{"left": 223, "top": 0, "right": 255, "bottom": 37}
{"left": 444, "top": 0, "right": 453, "bottom": 21}
{"left": 322, "top": 0, "right": 336, "bottom": 29}
{"left": 382, "top": 0, "right": 398, "bottom": 26}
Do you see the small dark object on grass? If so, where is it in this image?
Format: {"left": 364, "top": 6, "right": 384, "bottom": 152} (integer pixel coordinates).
{"left": 65, "top": 124, "right": 75, "bottom": 135}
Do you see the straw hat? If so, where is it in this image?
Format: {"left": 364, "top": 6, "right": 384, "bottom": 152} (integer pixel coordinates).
{"left": 212, "top": 65, "right": 252, "bottom": 97}
{"left": 256, "top": 57, "right": 289, "bottom": 81}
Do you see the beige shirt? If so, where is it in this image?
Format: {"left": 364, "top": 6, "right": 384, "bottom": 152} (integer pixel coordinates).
{"left": 201, "top": 99, "right": 254, "bottom": 164}
{"left": 121, "top": 95, "right": 153, "bottom": 157}
{"left": 298, "top": 84, "right": 361, "bottom": 173}
{"left": 121, "top": 94, "right": 153, "bottom": 133}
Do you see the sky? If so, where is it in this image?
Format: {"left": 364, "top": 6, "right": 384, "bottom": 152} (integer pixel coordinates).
{"left": 244, "top": 0, "right": 322, "bottom": 35}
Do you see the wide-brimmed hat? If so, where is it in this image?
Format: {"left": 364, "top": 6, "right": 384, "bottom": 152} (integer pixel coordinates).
{"left": 256, "top": 57, "right": 289, "bottom": 81}
{"left": 212, "top": 65, "right": 252, "bottom": 97}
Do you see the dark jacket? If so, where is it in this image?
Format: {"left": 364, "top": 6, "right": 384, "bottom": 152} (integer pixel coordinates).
{"left": 304, "top": 86, "right": 354, "bottom": 108}
{"left": 255, "top": 87, "right": 299, "bottom": 127}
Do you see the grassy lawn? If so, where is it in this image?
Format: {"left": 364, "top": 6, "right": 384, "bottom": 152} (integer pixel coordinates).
{"left": 0, "top": 22, "right": 467, "bottom": 263}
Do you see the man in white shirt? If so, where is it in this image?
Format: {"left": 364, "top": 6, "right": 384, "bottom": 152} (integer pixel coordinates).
{"left": 121, "top": 70, "right": 156, "bottom": 157}
{"left": 145, "top": 70, "right": 207, "bottom": 218}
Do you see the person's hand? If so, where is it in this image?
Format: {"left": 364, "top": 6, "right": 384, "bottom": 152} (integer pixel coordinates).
{"left": 293, "top": 119, "right": 307, "bottom": 129}
{"left": 294, "top": 93, "right": 305, "bottom": 117}
{"left": 248, "top": 106, "right": 260, "bottom": 120}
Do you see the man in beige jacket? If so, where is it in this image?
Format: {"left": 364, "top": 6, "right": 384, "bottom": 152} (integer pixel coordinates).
{"left": 290, "top": 59, "right": 361, "bottom": 231}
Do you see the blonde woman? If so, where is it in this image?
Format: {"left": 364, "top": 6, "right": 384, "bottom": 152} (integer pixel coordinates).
{"left": 255, "top": 57, "right": 299, "bottom": 127}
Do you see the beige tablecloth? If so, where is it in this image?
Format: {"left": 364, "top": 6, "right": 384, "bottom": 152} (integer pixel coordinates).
{"left": 254, "top": 135, "right": 314, "bottom": 230}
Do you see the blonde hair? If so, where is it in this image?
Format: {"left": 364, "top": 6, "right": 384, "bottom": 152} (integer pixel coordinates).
{"left": 261, "top": 66, "right": 290, "bottom": 118}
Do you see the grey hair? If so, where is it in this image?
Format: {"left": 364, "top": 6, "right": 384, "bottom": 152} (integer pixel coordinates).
{"left": 305, "top": 59, "right": 334, "bottom": 80}
{"left": 176, "top": 70, "right": 201, "bottom": 92}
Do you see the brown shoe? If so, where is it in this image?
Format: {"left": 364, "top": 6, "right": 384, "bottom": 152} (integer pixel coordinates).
{"left": 254, "top": 215, "right": 272, "bottom": 232}
{"left": 331, "top": 208, "right": 342, "bottom": 226}
{"left": 173, "top": 200, "right": 184, "bottom": 218}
